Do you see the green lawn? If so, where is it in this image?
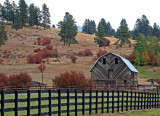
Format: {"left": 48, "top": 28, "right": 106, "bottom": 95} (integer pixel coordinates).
{"left": 90, "top": 109, "right": 160, "bottom": 116}
{"left": 137, "top": 66, "right": 160, "bottom": 79}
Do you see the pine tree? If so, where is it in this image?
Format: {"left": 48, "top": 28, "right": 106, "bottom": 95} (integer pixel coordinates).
{"left": 94, "top": 23, "right": 106, "bottom": 47}
{"left": 0, "top": 21, "right": 7, "bottom": 46}
{"left": 12, "top": 9, "right": 22, "bottom": 30}
{"left": 42, "top": 4, "right": 51, "bottom": 30}
{"left": 4, "top": 0, "right": 11, "bottom": 22}
{"left": 0, "top": 4, "right": 3, "bottom": 20}
{"left": 99, "top": 18, "right": 107, "bottom": 35}
{"left": 82, "top": 19, "right": 96, "bottom": 34}
{"left": 34, "top": 7, "right": 42, "bottom": 29}
{"left": 152, "top": 23, "right": 160, "bottom": 39}
{"left": 132, "top": 15, "right": 152, "bottom": 39}
{"left": 58, "top": 12, "right": 77, "bottom": 46}
{"left": 115, "top": 19, "right": 131, "bottom": 46}
{"left": 10, "top": 1, "right": 17, "bottom": 24}
{"left": 19, "top": 0, "right": 28, "bottom": 26}
{"left": 29, "top": 3, "right": 35, "bottom": 27}
{"left": 0, "top": 4, "right": 6, "bottom": 21}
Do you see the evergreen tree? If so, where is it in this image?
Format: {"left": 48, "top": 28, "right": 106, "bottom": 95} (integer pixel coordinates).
{"left": 152, "top": 23, "right": 160, "bottom": 39}
{"left": 115, "top": 19, "right": 131, "bottom": 46}
{"left": 12, "top": 9, "right": 22, "bottom": 30}
{"left": 10, "top": 1, "right": 17, "bottom": 24}
{"left": 34, "top": 7, "right": 42, "bottom": 29}
{"left": 4, "top": 0, "right": 11, "bottom": 22}
{"left": 132, "top": 15, "right": 152, "bottom": 39}
{"left": 91, "top": 20, "right": 96, "bottom": 33}
{"left": 0, "top": 4, "right": 3, "bottom": 20}
{"left": 42, "top": 4, "right": 51, "bottom": 30}
{"left": 99, "top": 18, "right": 107, "bottom": 35}
{"left": 58, "top": 12, "right": 77, "bottom": 46}
{"left": 94, "top": 23, "right": 106, "bottom": 47}
{"left": 29, "top": 3, "right": 35, "bottom": 27}
{"left": 19, "top": 0, "right": 28, "bottom": 26}
{"left": 106, "top": 22, "right": 115, "bottom": 36}
{"left": 82, "top": 19, "right": 96, "bottom": 34}
{"left": 0, "top": 21, "right": 7, "bottom": 46}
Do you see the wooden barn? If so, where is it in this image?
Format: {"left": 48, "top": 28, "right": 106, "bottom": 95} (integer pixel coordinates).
{"left": 90, "top": 52, "right": 138, "bottom": 89}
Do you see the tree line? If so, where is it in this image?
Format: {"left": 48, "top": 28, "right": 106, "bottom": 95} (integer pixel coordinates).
{"left": 0, "top": 0, "right": 50, "bottom": 30}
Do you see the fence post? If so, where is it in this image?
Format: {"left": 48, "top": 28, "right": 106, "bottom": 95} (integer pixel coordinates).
{"left": 152, "top": 93, "right": 154, "bottom": 108}
{"left": 49, "top": 90, "right": 52, "bottom": 116}
{"left": 144, "top": 92, "right": 146, "bottom": 109}
{"left": 107, "top": 90, "right": 109, "bottom": 113}
{"left": 112, "top": 91, "right": 114, "bottom": 113}
{"left": 101, "top": 90, "right": 104, "bottom": 113}
{"left": 130, "top": 91, "right": 132, "bottom": 110}
{"left": 1, "top": 91, "right": 4, "bottom": 116}
{"left": 126, "top": 91, "right": 128, "bottom": 111}
{"left": 96, "top": 90, "right": 98, "bottom": 114}
{"left": 67, "top": 89, "right": 70, "bottom": 116}
{"left": 89, "top": 90, "right": 92, "bottom": 115}
{"left": 27, "top": 90, "right": 30, "bottom": 116}
{"left": 15, "top": 91, "right": 18, "bottom": 116}
{"left": 147, "top": 93, "right": 149, "bottom": 109}
{"left": 155, "top": 93, "right": 157, "bottom": 108}
{"left": 141, "top": 92, "right": 143, "bottom": 110}
{"left": 138, "top": 92, "right": 140, "bottom": 110}
{"left": 121, "top": 91, "right": 124, "bottom": 112}
{"left": 38, "top": 90, "right": 41, "bottom": 116}
{"left": 157, "top": 93, "right": 159, "bottom": 108}
{"left": 150, "top": 93, "right": 152, "bottom": 109}
{"left": 134, "top": 92, "right": 136, "bottom": 110}
{"left": 58, "top": 89, "right": 61, "bottom": 116}
{"left": 82, "top": 90, "right": 85, "bottom": 115}
{"left": 75, "top": 89, "right": 78, "bottom": 116}
{"left": 117, "top": 91, "right": 119, "bottom": 112}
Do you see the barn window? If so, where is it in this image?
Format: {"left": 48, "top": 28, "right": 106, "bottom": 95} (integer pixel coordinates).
{"left": 115, "top": 58, "right": 118, "bottom": 64}
{"left": 103, "top": 58, "right": 106, "bottom": 64}
{"left": 124, "top": 80, "right": 127, "bottom": 84}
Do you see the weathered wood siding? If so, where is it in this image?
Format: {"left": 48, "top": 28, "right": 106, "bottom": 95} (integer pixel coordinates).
{"left": 91, "top": 53, "right": 138, "bottom": 88}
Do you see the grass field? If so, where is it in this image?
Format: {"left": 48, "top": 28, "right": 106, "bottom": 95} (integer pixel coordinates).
{"left": 1, "top": 90, "right": 159, "bottom": 116}
{"left": 137, "top": 66, "right": 160, "bottom": 79}
{"left": 93, "top": 109, "right": 160, "bottom": 116}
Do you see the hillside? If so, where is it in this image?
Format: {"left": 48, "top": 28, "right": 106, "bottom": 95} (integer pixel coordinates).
{"left": 0, "top": 24, "right": 135, "bottom": 85}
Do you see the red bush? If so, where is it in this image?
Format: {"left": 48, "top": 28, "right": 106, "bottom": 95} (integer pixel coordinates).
{"left": 70, "top": 54, "right": 77, "bottom": 63}
{"left": 53, "top": 71, "right": 94, "bottom": 89}
{"left": 27, "top": 54, "right": 43, "bottom": 64}
{"left": 125, "top": 53, "right": 136, "bottom": 64}
{"left": 8, "top": 73, "right": 32, "bottom": 87}
{"left": 103, "top": 40, "right": 110, "bottom": 46}
{"left": 78, "top": 51, "right": 84, "bottom": 56}
{"left": 97, "top": 49, "right": 107, "bottom": 58}
{"left": 34, "top": 48, "right": 41, "bottom": 53}
{"left": 78, "top": 49, "right": 93, "bottom": 56}
{"left": 0, "top": 73, "right": 8, "bottom": 86}
{"left": 53, "top": 50, "right": 59, "bottom": 58}
{"left": 45, "top": 44, "right": 53, "bottom": 50}
{"left": 84, "top": 49, "right": 93, "bottom": 56}
{"left": 41, "top": 38, "right": 51, "bottom": 46}
{"left": 37, "top": 37, "right": 42, "bottom": 45}
{"left": 148, "top": 53, "right": 155, "bottom": 65}
{"left": 38, "top": 63, "right": 46, "bottom": 73}
{"left": 0, "top": 59, "right": 3, "bottom": 64}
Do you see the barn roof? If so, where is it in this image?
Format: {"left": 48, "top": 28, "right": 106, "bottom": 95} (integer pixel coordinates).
{"left": 90, "top": 52, "right": 138, "bottom": 73}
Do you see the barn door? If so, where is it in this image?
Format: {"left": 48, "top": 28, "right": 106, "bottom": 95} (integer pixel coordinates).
{"left": 108, "top": 69, "right": 113, "bottom": 79}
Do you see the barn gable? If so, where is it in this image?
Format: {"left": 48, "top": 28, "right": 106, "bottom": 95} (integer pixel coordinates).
{"left": 90, "top": 52, "right": 138, "bottom": 73}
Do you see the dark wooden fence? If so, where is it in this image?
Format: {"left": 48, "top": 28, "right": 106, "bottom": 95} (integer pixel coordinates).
{"left": 0, "top": 89, "right": 160, "bottom": 116}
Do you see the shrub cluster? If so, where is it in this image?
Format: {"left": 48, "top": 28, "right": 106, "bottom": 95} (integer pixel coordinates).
{"left": 0, "top": 73, "right": 32, "bottom": 88}
{"left": 103, "top": 40, "right": 110, "bottom": 46}
{"left": 125, "top": 51, "right": 160, "bottom": 66}
{"left": 78, "top": 49, "right": 93, "bottom": 56}
{"left": 0, "top": 73, "right": 8, "bottom": 86}
{"left": 70, "top": 54, "right": 77, "bottom": 63}
{"left": 53, "top": 71, "right": 94, "bottom": 89}
{"left": 34, "top": 48, "right": 41, "bottom": 53}
{"left": 8, "top": 73, "right": 32, "bottom": 88}
{"left": 35, "top": 37, "right": 51, "bottom": 46}
{"left": 97, "top": 49, "right": 107, "bottom": 58}
{"left": 27, "top": 45, "right": 59, "bottom": 64}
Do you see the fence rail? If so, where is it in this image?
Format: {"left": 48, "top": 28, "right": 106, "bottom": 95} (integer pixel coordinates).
{"left": 0, "top": 89, "right": 160, "bottom": 116}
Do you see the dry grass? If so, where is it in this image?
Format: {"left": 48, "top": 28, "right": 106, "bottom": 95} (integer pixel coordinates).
{"left": 0, "top": 24, "right": 136, "bottom": 85}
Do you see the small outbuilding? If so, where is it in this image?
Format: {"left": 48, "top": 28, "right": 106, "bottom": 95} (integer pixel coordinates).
{"left": 90, "top": 52, "right": 138, "bottom": 89}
